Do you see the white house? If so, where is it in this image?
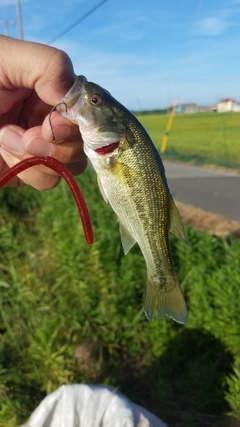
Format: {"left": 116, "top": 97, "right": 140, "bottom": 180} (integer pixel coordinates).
{"left": 217, "top": 98, "right": 237, "bottom": 113}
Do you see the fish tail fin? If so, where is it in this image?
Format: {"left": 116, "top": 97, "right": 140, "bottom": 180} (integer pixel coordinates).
{"left": 144, "top": 274, "right": 188, "bottom": 324}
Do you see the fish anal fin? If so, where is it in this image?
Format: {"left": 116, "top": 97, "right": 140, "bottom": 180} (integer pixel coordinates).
{"left": 119, "top": 221, "right": 136, "bottom": 255}
{"left": 169, "top": 196, "right": 187, "bottom": 243}
{"left": 144, "top": 275, "right": 188, "bottom": 324}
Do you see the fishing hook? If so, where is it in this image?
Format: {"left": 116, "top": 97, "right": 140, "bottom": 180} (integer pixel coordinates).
{"left": 49, "top": 101, "right": 68, "bottom": 141}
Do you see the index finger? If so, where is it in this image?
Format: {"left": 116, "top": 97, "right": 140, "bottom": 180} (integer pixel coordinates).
{"left": 0, "top": 35, "right": 75, "bottom": 105}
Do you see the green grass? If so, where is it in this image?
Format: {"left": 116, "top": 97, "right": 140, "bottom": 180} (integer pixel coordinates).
{"left": 0, "top": 170, "right": 240, "bottom": 426}
{"left": 137, "top": 112, "right": 240, "bottom": 169}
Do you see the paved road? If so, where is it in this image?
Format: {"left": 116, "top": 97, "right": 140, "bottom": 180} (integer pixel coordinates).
{"left": 164, "top": 161, "right": 240, "bottom": 222}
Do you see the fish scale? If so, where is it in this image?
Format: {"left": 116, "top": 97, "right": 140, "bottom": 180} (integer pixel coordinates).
{"left": 58, "top": 75, "right": 188, "bottom": 324}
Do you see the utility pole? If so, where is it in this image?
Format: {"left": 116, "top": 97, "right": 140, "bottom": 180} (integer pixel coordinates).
{"left": 16, "top": 0, "right": 23, "bottom": 39}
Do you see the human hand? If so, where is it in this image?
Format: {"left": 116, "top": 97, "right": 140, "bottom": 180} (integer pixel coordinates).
{"left": 0, "top": 35, "right": 87, "bottom": 190}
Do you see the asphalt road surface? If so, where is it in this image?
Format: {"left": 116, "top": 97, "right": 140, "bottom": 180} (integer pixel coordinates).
{"left": 164, "top": 161, "right": 240, "bottom": 222}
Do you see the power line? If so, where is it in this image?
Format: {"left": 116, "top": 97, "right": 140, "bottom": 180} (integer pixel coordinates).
{"left": 48, "top": 0, "right": 108, "bottom": 45}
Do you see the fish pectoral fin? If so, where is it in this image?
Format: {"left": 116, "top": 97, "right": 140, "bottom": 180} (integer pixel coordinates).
{"left": 119, "top": 221, "right": 136, "bottom": 255}
{"left": 144, "top": 274, "right": 188, "bottom": 324}
{"left": 97, "top": 176, "right": 108, "bottom": 203}
{"left": 169, "top": 196, "right": 187, "bottom": 243}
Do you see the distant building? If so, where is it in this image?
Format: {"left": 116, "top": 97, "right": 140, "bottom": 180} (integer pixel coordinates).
{"left": 175, "top": 99, "right": 240, "bottom": 114}
{"left": 175, "top": 105, "right": 184, "bottom": 113}
{"left": 208, "top": 104, "right": 217, "bottom": 112}
{"left": 217, "top": 98, "right": 237, "bottom": 113}
{"left": 179, "top": 103, "right": 199, "bottom": 114}
{"left": 233, "top": 104, "right": 240, "bottom": 112}
{"left": 176, "top": 103, "right": 208, "bottom": 114}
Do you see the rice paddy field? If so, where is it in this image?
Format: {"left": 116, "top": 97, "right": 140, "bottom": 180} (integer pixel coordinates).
{"left": 137, "top": 111, "right": 240, "bottom": 169}
{"left": 0, "top": 111, "right": 240, "bottom": 427}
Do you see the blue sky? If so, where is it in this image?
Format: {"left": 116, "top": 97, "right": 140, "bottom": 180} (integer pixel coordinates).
{"left": 1, "top": 0, "right": 240, "bottom": 110}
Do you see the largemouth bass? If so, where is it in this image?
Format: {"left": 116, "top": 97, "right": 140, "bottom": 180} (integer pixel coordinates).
{"left": 58, "top": 75, "right": 188, "bottom": 324}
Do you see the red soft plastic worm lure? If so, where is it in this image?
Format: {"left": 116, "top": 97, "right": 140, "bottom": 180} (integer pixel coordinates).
{"left": 0, "top": 156, "right": 94, "bottom": 244}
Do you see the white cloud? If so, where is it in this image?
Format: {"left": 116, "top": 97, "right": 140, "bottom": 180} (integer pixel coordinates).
{"left": 198, "top": 16, "right": 234, "bottom": 36}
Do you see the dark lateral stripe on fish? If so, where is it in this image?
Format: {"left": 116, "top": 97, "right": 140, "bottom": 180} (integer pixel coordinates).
{"left": 94, "top": 141, "right": 119, "bottom": 155}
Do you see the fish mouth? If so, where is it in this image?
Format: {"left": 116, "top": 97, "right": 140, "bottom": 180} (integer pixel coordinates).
{"left": 94, "top": 141, "right": 120, "bottom": 155}
{"left": 62, "top": 75, "right": 87, "bottom": 110}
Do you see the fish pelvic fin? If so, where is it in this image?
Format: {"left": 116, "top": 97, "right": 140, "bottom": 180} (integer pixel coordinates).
{"left": 169, "top": 196, "right": 187, "bottom": 243}
{"left": 144, "top": 274, "right": 188, "bottom": 324}
{"left": 119, "top": 221, "right": 136, "bottom": 255}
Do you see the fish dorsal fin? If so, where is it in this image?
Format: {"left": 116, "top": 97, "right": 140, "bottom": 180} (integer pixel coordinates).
{"left": 169, "top": 196, "right": 187, "bottom": 243}
{"left": 119, "top": 221, "right": 136, "bottom": 255}
{"left": 97, "top": 176, "right": 108, "bottom": 203}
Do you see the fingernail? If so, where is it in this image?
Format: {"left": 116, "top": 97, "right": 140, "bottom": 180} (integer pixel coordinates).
{"left": 0, "top": 127, "right": 24, "bottom": 155}
{"left": 24, "top": 136, "right": 54, "bottom": 156}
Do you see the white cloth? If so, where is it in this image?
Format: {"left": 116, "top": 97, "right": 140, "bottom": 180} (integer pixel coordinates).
{"left": 20, "top": 384, "right": 168, "bottom": 427}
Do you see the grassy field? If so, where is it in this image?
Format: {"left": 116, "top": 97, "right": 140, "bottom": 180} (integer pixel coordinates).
{"left": 0, "top": 168, "right": 240, "bottom": 426}
{"left": 137, "top": 112, "right": 240, "bottom": 169}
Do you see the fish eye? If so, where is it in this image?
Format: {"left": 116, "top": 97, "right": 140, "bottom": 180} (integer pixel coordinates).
{"left": 90, "top": 93, "right": 104, "bottom": 106}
